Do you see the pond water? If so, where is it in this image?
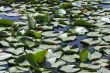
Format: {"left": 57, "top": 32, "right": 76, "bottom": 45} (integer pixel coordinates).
{"left": 0, "top": 0, "right": 110, "bottom": 73}
{"left": 0, "top": 14, "right": 20, "bottom": 21}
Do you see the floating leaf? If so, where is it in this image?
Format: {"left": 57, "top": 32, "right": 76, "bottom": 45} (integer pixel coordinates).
{"left": 102, "top": 36, "right": 110, "bottom": 43}
{"left": 88, "top": 51, "right": 102, "bottom": 60}
{"left": 73, "top": 19, "right": 96, "bottom": 28}
{"left": 14, "top": 55, "right": 26, "bottom": 65}
{"left": 87, "top": 32, "right": 103, "bottom": 37}
{"left": 36, "top": 13, "right": 51, "bottom": 23}
{"left": 97, "top": 67, "right": 110, "bottom": 73}
{"left": 52, "top": 60, "right": 65, "bottom": 68}
{"left": 60, "top": 2, "right": 73, "bottom": 9}
{"left": 61, "top": 55, "right": 76, "bottom": 62}
{"left": 0, "top": 41, "right": 10, "bottom": 47}
{"left": 42, "top": 31, "right": 59, "bottom": 37}
{"left": 0, "top": 52, "right": 12, "bottom": 60}
{"left": 103, "top": 49, "right": 110, "bottom": 55}
{"left": 101, "top": 28, "right": 110, "bottom": 34}
{"left": 43, "top": 38, "right": 61, "bottom": 45}
{"left": 58, "top": 19, "right": 69, "bottom": 25}
{"left": 60, "top": 65, "right": 80, "bottom": 72}
{"left": 9, "top": 67, "right": 24, "bottom": 73}
{"left": 80, "top": 63, "right": 100, "bottom": 70}
{"left": 20, "top": 37, "right": 35, "bottom": 47}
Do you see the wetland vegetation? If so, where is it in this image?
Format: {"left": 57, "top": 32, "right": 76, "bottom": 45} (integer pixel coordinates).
{"left": 0, "top": 0, "right": 110, "bottom": 73}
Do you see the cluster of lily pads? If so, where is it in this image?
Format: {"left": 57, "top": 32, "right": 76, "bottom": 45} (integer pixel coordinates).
{"left": 0, "top": 0, "right": 110, "bottom": 73}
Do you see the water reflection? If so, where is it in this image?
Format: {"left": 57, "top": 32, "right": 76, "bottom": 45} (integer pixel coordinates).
{"left": 0, "top": 14, "right": 20, "bottom": 21}
{"left": 100, "top": 4, "right": 110, "bottom": 8}
{"left": 101, "top": 0, "right": 110, "bottom": 8}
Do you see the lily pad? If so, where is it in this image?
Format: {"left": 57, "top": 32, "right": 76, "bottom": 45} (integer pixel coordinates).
{"left": 73, "top": 19, "right": 96, "bottom": 28}
{"left": 60, "top": 65, "right": 80, "bottom": 73}
{"left": 97, "top": 67, "right": 110, "bottom": 73}
{"left": 0, "top": 52, "right": 12, "bottom": 60}
{"left": 60, "top": 2, "right": 73, "bottom": 9}
{"left": 88, "top": 51, "right": 102, "bottom": 60}
{"left": 61, "top": 55, "right": 76, "bottom": 62}
{"left": 102, "top": 36, "right": 110, "bottom": 43}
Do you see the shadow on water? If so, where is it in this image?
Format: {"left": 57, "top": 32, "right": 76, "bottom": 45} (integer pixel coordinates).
{"left": 54, "top": 26, "right": 71, "bottom": 32}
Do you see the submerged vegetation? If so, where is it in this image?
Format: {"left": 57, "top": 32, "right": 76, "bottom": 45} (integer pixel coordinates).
{"left": 0, "top": 0, "right": 110, "bottom": 73}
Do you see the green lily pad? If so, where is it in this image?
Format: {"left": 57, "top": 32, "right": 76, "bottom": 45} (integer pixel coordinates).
{"left": 73, "top": 19, "right": 96, "bottom": 28}
{"left": 36, "top": 13, "right": 51, "bottom": 23}
{"left": 60, "top": 2, "right": 73, "bottom": 9}
{"left": 60, "top": 65, "right": 80, "bottom": 73}
{"left": 20, "top": 37, "right": 35, "bottom": 47}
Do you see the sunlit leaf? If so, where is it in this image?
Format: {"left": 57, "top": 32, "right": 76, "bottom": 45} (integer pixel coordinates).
{"left": 73, "top": 19, "right": 96, "bottom": 28}
{"left": 0, "top": 19, "right": 14, "bottom": 27}
{"left": 60, "top": 2, "right": 73, "bottom": 9}
{"left": 26, "top": 50, "right": 48, "bottom": 66}
{"left": 60, "top": 65, "right": 80, "bottom": 72}
{"left": 34, "top": 50, "right": 48, "bottom": 63}
{"left": 0, "top": 52, "right": 12, "bottom": 60}
{"left": 80, "top": 48, "right": 89, "bottom": 62}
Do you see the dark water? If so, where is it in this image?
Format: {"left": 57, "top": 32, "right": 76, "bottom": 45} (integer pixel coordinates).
{"left": 59, "top": 35, "right": 87, "bottom": 50}
{"left": 54, "top": 26, "right": 71, "bottom": 32}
